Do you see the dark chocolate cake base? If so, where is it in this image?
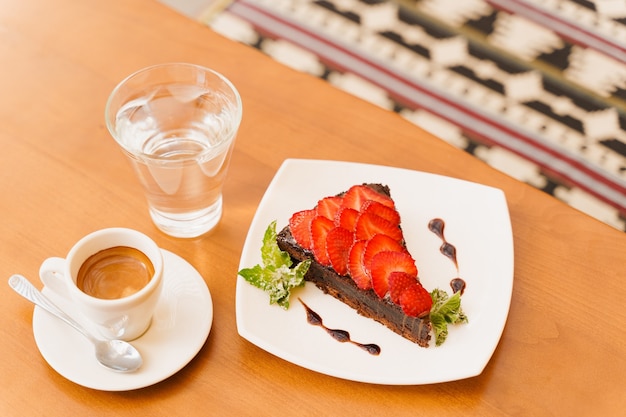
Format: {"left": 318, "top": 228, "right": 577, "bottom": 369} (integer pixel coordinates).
{"left": 277, "top": 226, "right": 432, "bottom": 348}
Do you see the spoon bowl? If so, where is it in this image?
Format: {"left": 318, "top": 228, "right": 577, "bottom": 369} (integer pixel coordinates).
{"left": 95, "top": 339, "right": 143, "bottom": 372}
{"left": 8, "top": 274, "right": 143, "bottom": 373}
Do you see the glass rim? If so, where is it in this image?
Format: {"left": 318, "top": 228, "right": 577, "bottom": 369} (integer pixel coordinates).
{"left": 104, "top": 62, "right": 243, "bottom": 163}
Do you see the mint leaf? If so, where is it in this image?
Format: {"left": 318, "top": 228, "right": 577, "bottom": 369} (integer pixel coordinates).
{"left": 260, "top": 220, "right": 292, "bottom": 268}
{"left": 238, "top": 221, "right": 311, "bottom": 309}
{"left": 430, "top": 289, "right": 468, "bottom": 346}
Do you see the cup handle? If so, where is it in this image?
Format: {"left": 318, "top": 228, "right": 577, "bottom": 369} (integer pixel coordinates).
{"left": 39, "top": 257, "right": 71, "bottom": 300}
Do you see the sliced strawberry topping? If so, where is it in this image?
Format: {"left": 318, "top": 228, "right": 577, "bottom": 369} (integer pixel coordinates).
{"left": 369, "top": 251, "right": 418, "bottom": 298}
{"left": 388, "top": 271, "right": 417, "bottom": 304}
{"left": 289, "top": 184, "right": 430, "bottom": 318}
{"left": 310, "top": 216, "right": 335, "bottom": 266}
{"left": 361, "top": 200, "right": 400, "bottom": 226}
{"left": 334, "top": 206, "right": 359, "bottom": 232}
{"left": 342, "top": 185, "right": 395, "bottom": 211}
{"left": 355, "top": 212, "right": 403, "bottom": 242}
{"left": 347, "top": 240, "right": 371, "bottom": 290}
{"left": 326, "top": 227, "right": 353, "bottom": 276}
{"left": 363, "top": 234, "right": 405, "bottom": 274}
{"left": 399, "top": 282, "right": 432, "bottom": 317}
{"left": 289, "top": 209, "right": 316, "bottom": 250}
{"left": 316, "top": 196, "right": 343, "bottom": 221}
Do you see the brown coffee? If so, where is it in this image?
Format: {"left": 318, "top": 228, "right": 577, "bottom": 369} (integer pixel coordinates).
{"left": 77, "top": 246, "right": 155, "bottom": 299}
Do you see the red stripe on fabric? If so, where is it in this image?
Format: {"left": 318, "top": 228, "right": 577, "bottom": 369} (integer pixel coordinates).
{"left": 485, "top": 0, "right": 626, "bottom": 64}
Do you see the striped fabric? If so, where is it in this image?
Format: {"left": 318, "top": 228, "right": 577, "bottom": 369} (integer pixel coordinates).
{"left": 206, "top": 0, "right": 626, "bottom": 231}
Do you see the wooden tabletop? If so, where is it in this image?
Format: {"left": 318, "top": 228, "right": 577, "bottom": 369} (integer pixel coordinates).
{"left": 1, "top": 0, "right": 624, "bottom": 415}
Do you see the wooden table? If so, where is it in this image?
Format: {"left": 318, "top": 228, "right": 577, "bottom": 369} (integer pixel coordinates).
{"left": 1, "top": 0, "right": 623, "bottom": 415}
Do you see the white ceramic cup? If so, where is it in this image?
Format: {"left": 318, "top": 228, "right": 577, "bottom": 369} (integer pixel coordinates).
{"left": 39, "top": 228, "right": 164, "bottom": 341}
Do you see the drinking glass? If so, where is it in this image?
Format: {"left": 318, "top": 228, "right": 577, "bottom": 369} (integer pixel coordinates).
{"left": 105, "top": 63, "right": 243, "bottom": 238}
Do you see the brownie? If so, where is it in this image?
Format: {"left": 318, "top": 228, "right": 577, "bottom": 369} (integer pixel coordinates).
{"left": 277, "top": 214, "right": 432, "bottom": 347}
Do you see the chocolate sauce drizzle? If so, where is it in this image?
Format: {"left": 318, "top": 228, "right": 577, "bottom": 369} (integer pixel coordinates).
{"left": 298, "top": 298, "right": 381, "bottom": 356}
{"left": 428, "top": 218, "right": 458, "bottom": 270}
{"left": 428, "top": 218, "right": 466, "bottom": 295}
{"left": 450, "top": 277, "right": 466, "bottom": 295}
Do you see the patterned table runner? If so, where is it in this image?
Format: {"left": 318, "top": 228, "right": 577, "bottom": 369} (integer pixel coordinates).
{"left": 204, "top": 0, "right": 626, "bottom": 231}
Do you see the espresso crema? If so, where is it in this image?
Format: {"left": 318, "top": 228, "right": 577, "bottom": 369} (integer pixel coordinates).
{"left": 77, "top": 246, "right": 154, "bottom": 299}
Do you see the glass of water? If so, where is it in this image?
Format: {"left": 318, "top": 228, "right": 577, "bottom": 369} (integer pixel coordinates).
{"left": 105, "top": 63, "right": 243, "bottom": 238}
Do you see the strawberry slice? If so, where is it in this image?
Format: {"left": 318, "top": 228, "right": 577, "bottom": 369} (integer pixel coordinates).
{"left": 355, "top": 212, "right": 403, "bottom": 242}
{"left": 347, "top": 240, "right": 371, "bottom": 290}
{"left": 310, "top": 216, "right": 334, "bottom": 266}
{"left": 363, "top": 234, "right": 405, "bottom": 274}
{"left": 341, "top": 185, "right": 395, "bottom": 211}
{"left": 316, "top": 196, "right": 343, "bottom": 221}
{"left": 388, "top": 271, "right": 417, "bottom": 304}
{"left": 326, "top": 227, "right": 353, "bottom": 275}
{"left": 289, "top": 209, "right": 316, "bottom": 250}
{"left": 369, "top": 251, "right": 418, "bottom": 298}
{"left": 361, "top": 200, "right": 400, "bottom": 226}
{"left": 334, "top": 206, "right": 359, "bottom": 232}
{"left": 399, "top": 282, "right": 432, "bottom": 317}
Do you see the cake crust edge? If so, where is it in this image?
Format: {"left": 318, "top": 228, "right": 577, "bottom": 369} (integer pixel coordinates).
{"left": 277, "top": 226, "right": 432, "bottom": 348}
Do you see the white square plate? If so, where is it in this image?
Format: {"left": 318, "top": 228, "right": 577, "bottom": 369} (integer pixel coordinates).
{"left": 236, "top": 159, "right": 513, "bottom": 385}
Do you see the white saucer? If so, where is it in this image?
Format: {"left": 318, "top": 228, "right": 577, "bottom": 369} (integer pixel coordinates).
{"left": 32, "top": 249, "right": 213, "bottom": 391}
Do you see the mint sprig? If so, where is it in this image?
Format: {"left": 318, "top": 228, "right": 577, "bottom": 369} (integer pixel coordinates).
{"left": 429, "top": 289, "right": 468, "bottom": 346}
{"left": 238, "top": 220, "right": 311, "bottom": 309}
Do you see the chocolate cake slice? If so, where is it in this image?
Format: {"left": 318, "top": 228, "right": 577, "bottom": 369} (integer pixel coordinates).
{"left": 276, "top": 184, "right": 432, "bottom": 347}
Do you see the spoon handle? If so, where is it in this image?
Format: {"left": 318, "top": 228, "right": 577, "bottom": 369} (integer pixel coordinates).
{"left": 8, "top": 274, "right": 93, "bottom": 342}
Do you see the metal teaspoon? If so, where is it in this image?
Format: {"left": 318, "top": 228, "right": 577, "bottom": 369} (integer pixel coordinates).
{"left": 8, "top": 274, "right": 143, "bottom": 373}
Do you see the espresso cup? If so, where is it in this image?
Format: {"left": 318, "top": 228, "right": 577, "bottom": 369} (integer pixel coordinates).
{"left": 39, "top": 228, "right": 164, "bottom": 341}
